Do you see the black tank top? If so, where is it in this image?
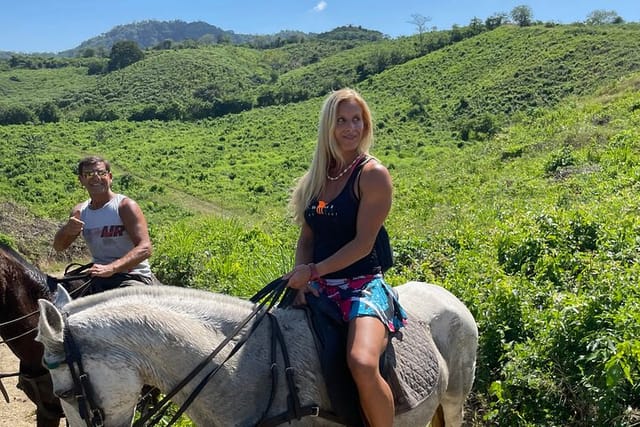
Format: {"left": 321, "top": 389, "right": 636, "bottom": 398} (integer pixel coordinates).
{"left": 304, "top": 157, "right": 383, "bottom": 279}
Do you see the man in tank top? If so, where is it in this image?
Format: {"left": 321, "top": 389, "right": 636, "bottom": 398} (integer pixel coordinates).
{"left": 53, "top": 155, "right": 161, "bottom": 291}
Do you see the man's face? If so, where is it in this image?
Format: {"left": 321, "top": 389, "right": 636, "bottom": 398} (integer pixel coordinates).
{"left": 79, "top": 162, "right": 112, "bottom": 194}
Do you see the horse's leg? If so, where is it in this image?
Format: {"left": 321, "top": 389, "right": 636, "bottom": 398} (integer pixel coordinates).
{"left": 17, "top": 371, "right": 63, "bottom": 427}
{"left": 36, "top": 411, "right": 63, "bottom": 427}
{"left": 429, "top": 404, "right": 445, "bottom": 427}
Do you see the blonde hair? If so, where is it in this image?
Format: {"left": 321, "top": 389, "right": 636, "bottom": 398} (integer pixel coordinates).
{"left": 290, "top": 88, "right": 374, "bottom": 224}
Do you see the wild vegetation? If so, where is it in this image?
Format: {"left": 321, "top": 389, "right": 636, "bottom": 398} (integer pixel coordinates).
{"left": 1, "top": 14, "right": 639, "bottom": 426}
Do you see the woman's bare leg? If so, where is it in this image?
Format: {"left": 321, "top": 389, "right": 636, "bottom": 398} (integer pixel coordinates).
{"left": 347, "top": 316, "right": 393, "bottom": 427}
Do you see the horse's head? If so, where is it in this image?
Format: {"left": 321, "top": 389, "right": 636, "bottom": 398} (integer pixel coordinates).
{"left": 36, "top": 288, "right": 143, "bottom": 427}
{"left": 0, "top": 244, "right": 51, "bottom": 366}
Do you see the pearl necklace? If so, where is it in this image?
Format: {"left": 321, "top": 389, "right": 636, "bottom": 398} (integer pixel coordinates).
{"left": 326, "top": 154, "right": 364, "bottom": 181}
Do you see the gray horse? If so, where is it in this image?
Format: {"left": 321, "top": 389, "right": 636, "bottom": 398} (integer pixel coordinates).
{"left": 37, "top": 282, "right": 477, "bottom": 426}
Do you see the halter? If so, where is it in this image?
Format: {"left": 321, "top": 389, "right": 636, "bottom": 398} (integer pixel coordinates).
{"left": 61, "top": 315, "right": 105, "bottom": 427}
{"left": 0, "top": 263, "right": 94, "bottom": 345}
{"left": 0, "top": 263, "right": 94, "bottom": 403}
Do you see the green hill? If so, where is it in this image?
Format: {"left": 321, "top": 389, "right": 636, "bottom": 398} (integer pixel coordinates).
{"left": 1, "top": 22, "right": 640, "bottom": 426}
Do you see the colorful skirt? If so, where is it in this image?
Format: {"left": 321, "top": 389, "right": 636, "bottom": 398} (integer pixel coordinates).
{"left": 311, "top": 274, "right": 408, "bottom": 332}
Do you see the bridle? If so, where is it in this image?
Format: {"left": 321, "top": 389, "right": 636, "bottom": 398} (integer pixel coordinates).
{"left": 46, "top": 278, "right": 337, "bottom": 427}
{"left": 0, "top": 262, "right": 94, "bottom": 346}
{"left": 0, "top": 263, "right": 94, "bottom": 403}
{"left": 56, "top": 315, "right": 105, "bottom": 427}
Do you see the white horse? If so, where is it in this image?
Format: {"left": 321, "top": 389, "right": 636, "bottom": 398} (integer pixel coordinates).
{"left": 36, "top": 282, "right": 477, "bottom": 427}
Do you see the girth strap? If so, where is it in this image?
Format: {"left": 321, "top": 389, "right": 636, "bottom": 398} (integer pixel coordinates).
{"left": 256, "top": 313, "right": 342, "bottom": 427}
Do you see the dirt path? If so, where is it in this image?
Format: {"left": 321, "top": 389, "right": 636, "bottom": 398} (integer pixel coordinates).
{"left": 0, "top": 345, "right": 64, "bottom": 426}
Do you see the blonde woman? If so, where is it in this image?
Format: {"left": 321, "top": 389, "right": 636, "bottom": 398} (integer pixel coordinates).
{"left": 285, "top": 88, "right": 406, "bottom": 427}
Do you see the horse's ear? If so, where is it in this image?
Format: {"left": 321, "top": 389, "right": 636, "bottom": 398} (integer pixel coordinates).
{"left": 36, "top": 299, "right": 65, "bottom": 354}
{"left": 54, "top": 283, "right": 73, "bottom": 307}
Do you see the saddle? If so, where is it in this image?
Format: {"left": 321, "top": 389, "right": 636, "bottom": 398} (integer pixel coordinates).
{"left": 302, "top": 293, "right": 440, "bottom": 426}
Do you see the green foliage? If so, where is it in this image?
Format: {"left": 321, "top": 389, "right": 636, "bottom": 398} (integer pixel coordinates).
{"left": 152, "top": 216, "right": 292, "bottom": 297}
{"left": 2, "top": 23, "right": 640, "bottom": 426}
{"left": 0, "top": 104, "right": 35, "bottom": 124}
{"left": 511, "top": 5, "right": 534, "bottom": 27}
{"left": 545, "top": 145, "right": 576, "bottom": 174}
{"left": 107, "top": 41, "right": 145, "bottom": 71}
{"left": 79, "top": 106, "right": 119, "bottom": 122}
{"left": 0, "top": 66, "right": 96, "bottom": 114}
{"left": 0, "top": 233, "right": 15, "bottom": 247}
{"left": 586, "top": 10, "right": 624, "bottom": 25}
{"left": 316, "top": 25, "right": 385, "bottom": 41}
{"left": 35, "top": 102, "right": 60, "bottom": 123}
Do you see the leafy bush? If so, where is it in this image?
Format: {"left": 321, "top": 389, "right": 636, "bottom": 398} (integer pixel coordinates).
{"left": 0, "top": 104, "right": 35, "bottom": 125}
{"left": 35, "top": 102, "right": 60, "bottom": 123}
{"left": 79, "top": 107, "right": 119, "bottom": 122}
{"left": 152, "top": 216, "right": 291, "bottom": 297}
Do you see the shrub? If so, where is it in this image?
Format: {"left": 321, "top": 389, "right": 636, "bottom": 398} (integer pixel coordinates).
{"left": 0, "top": 104, "right": 35, "bottom": 125}
{"left": 35, "top": 102, "right": 60, "bottom": 123}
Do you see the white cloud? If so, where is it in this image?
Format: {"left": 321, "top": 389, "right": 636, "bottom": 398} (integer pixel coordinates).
{"left": 313, "top": 1, "right": 327, "bottom": 12}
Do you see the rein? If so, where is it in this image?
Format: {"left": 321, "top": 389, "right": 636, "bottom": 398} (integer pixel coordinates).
{"left": 254, "top": 312, "right": 341, "bottom": 427}
{"left": 0, "top": 262, "right": 94, "bottom": 405}
{"left": 0, "top": 372, "right": 14, "bottom": 403}
{"left": 0, "top": 262, "right": 94, "bottom": 344}
{"left": 63, "top": 315, "right": 105, "bottom": 427}
{"left": 133, "top": 278, "right": 289, "bottom": 427}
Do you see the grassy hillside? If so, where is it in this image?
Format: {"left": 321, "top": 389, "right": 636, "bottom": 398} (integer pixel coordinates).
{"left": 65, "top": 46, "right": 274, "bottom": 117}
{"left": 0, "top": 65, "right": 96, "bottom": 107}
{"left": 1, "top": 23, "right": 639, "bottom": 426}
{"left": 361, "top": 24, "right": 640, "bottom": 138}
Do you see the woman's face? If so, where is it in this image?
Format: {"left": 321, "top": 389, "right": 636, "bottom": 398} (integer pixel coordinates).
{"left": 334, "top": 99, "right": 365, "bottom": 154}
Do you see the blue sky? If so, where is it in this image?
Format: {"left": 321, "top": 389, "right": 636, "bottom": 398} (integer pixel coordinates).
{"left": 2, "top": 0, "right": 638, "bottom": 53}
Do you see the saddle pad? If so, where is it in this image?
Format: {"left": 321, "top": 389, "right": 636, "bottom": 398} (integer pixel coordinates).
{"left": 384, "top": 311, "right": 440, "bottom": 414}
{"left": 301, "top": 297, "right": 440, "bottom": 422}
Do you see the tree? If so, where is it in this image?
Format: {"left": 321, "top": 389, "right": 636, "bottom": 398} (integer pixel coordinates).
{"left": 486, "top": 12, "right": 509, "bottom": 30}
{"left": 408, "top": 13, "right": 432, "bottom": 54}
{"left": 0, "top": 105, "right": 35, "bottom": 125}
{"left": 107, "top": 40, "right": 144, "bottom": 72}
{"left": 585, "top": 10, "right": 624, "bottom": 25}
{"left": 469, "top": 17, "right": 485, "bottom": 35}
{"left": 35, "top": 102, "right": 60, "bottom": 123}
{"left": 511, "top": 5, "right": 533, "bottom": 27}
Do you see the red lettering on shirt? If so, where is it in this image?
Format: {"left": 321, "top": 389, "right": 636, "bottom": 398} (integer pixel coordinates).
{"left": 101, "top": 225, "right": 125, "bottom": 237}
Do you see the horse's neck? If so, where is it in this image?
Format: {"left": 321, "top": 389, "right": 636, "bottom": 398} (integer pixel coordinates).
{"left": 119, "top": 305, "right": 261, "bottom": 425}
{"left": 0, "top": 260, "right": 48, "bottom": 368}
{"left": 114, "top": 305, "right": 324, "bottom": 426}
{"left": 91, "top": 298, "right": 252, "bottom": 383}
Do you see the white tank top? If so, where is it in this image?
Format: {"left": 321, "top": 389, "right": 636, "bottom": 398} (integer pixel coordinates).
{"left": 79, "top": 193, "right": 151, "bottom": 278}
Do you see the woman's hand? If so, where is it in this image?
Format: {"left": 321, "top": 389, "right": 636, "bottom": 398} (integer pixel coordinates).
{"left": 284, "top": 264, "right": 319, "bottom": 305}
{"left": 284, "top": 264, "right": 313, "bottom": 289}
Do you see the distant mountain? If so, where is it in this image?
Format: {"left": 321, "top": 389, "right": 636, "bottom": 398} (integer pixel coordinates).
{"left": 58, "top": 20, "right": 384, "bottom": 57}
{"left": 59, "top": 20, "right": 242, "bottom": 57}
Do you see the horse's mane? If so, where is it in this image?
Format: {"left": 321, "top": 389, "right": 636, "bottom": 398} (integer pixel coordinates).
{"left": 1, "top": 242, "right": 38, "bottom": 270}
{"left": 0, "top": 242, "right": 49, "bottom": 291}
{"left": 56, "top": 286, "right": 269, "bottom": 361}
{"left": 63, "top": 285, "right": 255, "bottom": 321}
